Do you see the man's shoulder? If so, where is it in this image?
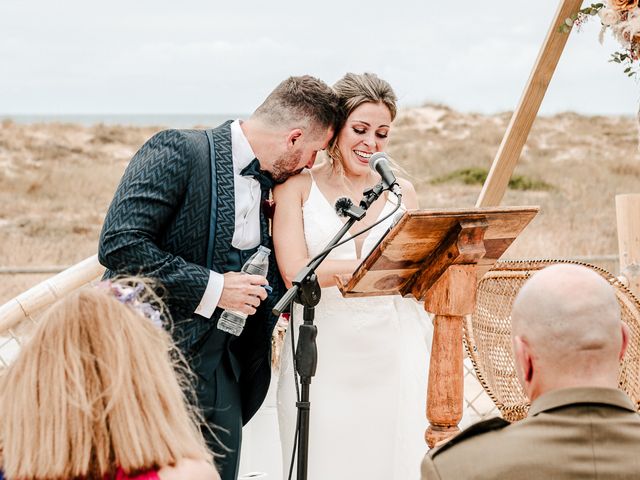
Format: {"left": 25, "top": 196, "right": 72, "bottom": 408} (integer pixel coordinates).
{"left": 140, "top": 128, "right": 207, "bottom": 149}
{"left": 155, "top": 128, "right": 208, "bottom": 141}
{"left": 422, "top": 418, "right": 511, "bottom": 479}
{"left": 141, "top": 129, "right": 210, "bottom": 159}
{"left": 429, "top": 417, "right": 511, "bottom": 459}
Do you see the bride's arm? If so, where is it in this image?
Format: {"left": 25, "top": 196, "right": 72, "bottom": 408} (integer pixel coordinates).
{"left": 273, "top": 173, "right": 360, "bottom": 288}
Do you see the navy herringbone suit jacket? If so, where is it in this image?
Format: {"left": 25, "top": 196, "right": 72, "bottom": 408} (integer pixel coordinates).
{"left": 98, "top": 121, "right": 284, "bottom": 424}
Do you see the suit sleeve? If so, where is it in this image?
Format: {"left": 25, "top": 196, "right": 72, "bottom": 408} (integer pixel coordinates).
{"left": 98, "top": 129, "right": 210, "bottom": 315}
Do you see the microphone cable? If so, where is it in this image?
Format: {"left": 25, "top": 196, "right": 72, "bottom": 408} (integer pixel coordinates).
{"left": 305, "top": 191, "right": 403, "bottom": 267}
{"left": 286, "top": 306, "right": 301, "bottom": 480}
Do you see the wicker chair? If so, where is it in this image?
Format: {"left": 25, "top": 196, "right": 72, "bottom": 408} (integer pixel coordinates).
{"left": 464, "top": 259, "right": 640, "bottom": 422}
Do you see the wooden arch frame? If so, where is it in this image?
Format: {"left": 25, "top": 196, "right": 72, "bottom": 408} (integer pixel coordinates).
{"left": 476, "top": 0, "right": 584, "bottom": 208}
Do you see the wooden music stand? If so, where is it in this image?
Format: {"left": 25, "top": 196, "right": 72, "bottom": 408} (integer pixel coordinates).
{"left": 337, "top": 206, "right": 539, "bottom": 448}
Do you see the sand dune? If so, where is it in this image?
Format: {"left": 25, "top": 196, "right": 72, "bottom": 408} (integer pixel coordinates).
{"left": 1, "top": 107, "right": 638, "bottom": 302}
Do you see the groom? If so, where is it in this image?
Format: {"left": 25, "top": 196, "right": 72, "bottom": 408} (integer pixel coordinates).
{"left": 98, "top": 76, "right": 339, "bottom": 480}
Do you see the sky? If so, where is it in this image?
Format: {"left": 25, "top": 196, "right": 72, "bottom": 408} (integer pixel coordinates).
{"left": 1, "top": 0, "right": 638, "bottom": 115}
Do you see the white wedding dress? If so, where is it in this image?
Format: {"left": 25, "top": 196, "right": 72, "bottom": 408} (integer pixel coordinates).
{"left": 276, "top": 177, "right": 434, "bottom": 480}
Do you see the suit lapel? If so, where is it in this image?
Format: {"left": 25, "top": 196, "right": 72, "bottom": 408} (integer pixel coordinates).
{"left": 210, "top": 121, "right": 235, "bottom": 270}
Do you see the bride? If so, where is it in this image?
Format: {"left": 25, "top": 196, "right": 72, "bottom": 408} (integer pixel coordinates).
{"left": 272, "top": 72, "right": 433, "bottom": 479}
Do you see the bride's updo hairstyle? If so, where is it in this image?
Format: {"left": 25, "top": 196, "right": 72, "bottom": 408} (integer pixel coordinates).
{"left": 327, "top": 72, "right": 398, "bottom": 171}
{"left": 0, "top": 278, "right": 212, "bottom": 479}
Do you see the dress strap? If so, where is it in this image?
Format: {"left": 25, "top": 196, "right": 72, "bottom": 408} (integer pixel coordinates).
{"left": 308, "top": 169, "right": 317, "bottom": 185}
{"left": 304, "top": 169, "right": 321, "bottom": 204}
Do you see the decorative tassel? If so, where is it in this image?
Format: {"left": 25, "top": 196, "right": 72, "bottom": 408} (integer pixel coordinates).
{"left": 599, "top": 24, "right": 608, "bottom": 44}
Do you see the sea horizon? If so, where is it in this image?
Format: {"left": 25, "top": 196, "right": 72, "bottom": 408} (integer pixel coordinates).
{"left": 0, "top": 113, "right": 248, "bottom": 128}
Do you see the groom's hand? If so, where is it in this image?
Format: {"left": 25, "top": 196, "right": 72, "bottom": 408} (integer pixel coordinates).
{"left": 218, "top": 272, "right": 269, "bottom": 315}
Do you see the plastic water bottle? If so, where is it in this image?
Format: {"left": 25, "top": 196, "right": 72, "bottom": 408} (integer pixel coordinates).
{"left": 217, "top": 245, "right": 271, "bottom": 336}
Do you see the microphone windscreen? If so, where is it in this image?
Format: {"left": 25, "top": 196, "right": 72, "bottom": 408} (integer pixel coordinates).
{"left": 368, "top": 152, "right": 389, "bottom": 171}
{"left": 334, "top": 196, "right": 353, "bottom": 217}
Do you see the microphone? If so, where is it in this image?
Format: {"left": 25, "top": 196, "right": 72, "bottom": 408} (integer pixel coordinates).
{"left": 368, "top": 152, "right": 401, "bottom": 195}
{"left": 334, "top": 196, "right": 353, "bottom": 217}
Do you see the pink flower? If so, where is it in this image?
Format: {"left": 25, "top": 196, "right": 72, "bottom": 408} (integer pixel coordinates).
{"left": 609, "top": 0, "right": 639, "bottom": 12}
{"left": 599, "top": 7, "right": 621, "bottom": 25}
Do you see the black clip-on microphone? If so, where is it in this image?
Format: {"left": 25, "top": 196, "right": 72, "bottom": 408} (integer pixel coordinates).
{"left": 272, "top": 154, "right": 400, "bottom": 480}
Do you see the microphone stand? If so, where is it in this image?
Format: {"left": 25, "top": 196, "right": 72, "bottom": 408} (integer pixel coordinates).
{"left": 273, "top": 182, "right": 386, "bottom": 480}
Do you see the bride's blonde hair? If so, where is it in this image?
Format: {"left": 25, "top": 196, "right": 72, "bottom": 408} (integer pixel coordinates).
{"left": 326, "top": 72, "right": 398, "bottom": 172}
{"left": 0, "top": 278, "right": 212, "bottom": 479}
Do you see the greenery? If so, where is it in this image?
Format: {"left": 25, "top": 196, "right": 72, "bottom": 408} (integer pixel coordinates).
{"left": 559, "top": 2, "right": 639, "bottom": 78}
{"left": 610, "top": 52, "right": 637, "bottom": 77}
{"left": 557, "top": 3, "right": 604, "bottom": 34}
{"left": 430, "top": 167, "right": 553, "bottom": 191}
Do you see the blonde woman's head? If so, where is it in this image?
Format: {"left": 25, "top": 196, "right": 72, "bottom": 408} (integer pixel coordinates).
{"left": 0, "top": 278, "right": 211, "bottom": 479}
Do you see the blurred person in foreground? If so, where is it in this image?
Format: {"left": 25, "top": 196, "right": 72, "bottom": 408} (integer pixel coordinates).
{"left": 0, "top": 279, "right": 219, "bottom": 480}
{"left": 421, "top": 263, "right": 640, "bottom": 480}
{"left": 98, "top": 76, "right": 339, "bottom": 480}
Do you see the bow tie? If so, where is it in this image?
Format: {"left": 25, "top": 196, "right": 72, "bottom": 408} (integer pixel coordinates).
{"left": 240, "top": 158, "right": 275, "bottom": 191}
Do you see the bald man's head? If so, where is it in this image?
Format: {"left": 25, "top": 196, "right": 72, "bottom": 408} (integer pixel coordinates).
{"left": 511, "top": 264, "right": 628, "bottom": 399}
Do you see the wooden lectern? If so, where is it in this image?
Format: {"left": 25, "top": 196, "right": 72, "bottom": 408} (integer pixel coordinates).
{"left": 337, "top": 206, "right": 538, "bottom": 448}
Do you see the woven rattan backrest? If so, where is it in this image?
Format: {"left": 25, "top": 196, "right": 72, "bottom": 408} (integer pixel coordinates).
{"left": 465, "top": 259, "right": 640, "bottom": 422}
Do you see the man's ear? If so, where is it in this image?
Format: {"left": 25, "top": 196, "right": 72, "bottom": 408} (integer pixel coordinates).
{"left": 512, "top": 335, "right": 533, "bottom": 384}
{"left": 619, "top": 322, "right": 630, "bottom": 361}
{"left": 286, "top": 129, "right": 303, "bottom": 148}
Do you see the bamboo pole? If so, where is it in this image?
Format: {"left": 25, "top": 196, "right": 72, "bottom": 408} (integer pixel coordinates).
{"left": 616, "top": 194, "right": 640, "bottom": 297}
{"left": 476, "top": 0, "right": 583, "bottom": 207}
{"left": 0, "top": 266, "right": 70, "bottom": 274}
{"left": 0, "top": 255, "right": 104, "bottom": 335}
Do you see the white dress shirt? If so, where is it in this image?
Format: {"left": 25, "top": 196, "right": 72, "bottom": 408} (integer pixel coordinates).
{"left": 194, "top": 120, "right": 262, "bottom": 317}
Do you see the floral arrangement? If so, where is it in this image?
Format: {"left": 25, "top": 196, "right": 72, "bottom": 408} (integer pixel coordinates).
{"left": 560, "top": 0, "right": 640, "bottom": 77}
{"left": 271, "top": 314, "right": 290, "bottom": 370}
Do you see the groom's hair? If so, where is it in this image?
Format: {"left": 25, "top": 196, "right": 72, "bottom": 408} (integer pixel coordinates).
{"left": 253, "top": 75, "right": 340, "bottom": 133}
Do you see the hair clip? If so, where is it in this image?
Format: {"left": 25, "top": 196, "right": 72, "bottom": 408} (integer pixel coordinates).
{"left": 99, "top": 280, "right": 163, "bottom": 328}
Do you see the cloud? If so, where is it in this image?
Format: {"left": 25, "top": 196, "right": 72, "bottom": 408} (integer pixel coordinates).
{"left": 0, "top": 0, "right": 638, "bottom": 114}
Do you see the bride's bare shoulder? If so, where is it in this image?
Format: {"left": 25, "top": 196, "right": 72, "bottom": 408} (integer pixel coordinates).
{"left": 274, "top": 169, "right": 313, "bottom": 198}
